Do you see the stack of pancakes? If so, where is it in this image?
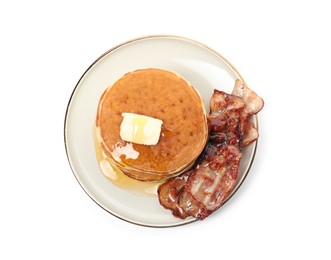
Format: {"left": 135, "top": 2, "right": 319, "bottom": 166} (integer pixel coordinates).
{"left": 96, "top": 68, "right": 208, "bottom": 181}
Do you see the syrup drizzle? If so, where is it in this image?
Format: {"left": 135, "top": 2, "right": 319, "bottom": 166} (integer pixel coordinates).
{"left": 94, "top": 127, "right": 162, "bottom": 196}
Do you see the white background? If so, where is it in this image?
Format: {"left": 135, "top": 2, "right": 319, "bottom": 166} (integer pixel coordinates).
{"left": 1, "top": 0, "right": 330, "bottom": 259}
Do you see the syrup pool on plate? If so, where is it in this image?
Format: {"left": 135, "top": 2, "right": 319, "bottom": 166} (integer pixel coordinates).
{"left": 94, "top": 127, "right": 163, "bottom": 196}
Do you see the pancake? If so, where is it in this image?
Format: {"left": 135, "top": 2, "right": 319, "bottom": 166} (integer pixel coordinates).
{"left": 96, "top": 68, "right": 208, "bottom": 181}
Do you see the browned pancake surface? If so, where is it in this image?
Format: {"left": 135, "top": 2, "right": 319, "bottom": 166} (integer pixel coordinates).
{"left": 96, "top": 69, "right": 207, "bottom": 181}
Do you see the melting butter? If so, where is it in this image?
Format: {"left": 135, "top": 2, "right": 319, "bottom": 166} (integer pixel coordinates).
{"left": 120, "top": 113, "right": 163, "bottom": 145}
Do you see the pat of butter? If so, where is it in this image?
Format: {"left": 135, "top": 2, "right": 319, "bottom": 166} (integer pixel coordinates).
{"left": 120, "top": 113, "right": 163, "bottom": 145}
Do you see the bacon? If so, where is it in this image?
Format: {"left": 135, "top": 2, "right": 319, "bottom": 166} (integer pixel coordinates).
{"left": 179, "top": 91, "right": 243, "bottom": 218}
{"left": 231, "top": 79, "right": 264, "bottom": 147}
{"left": 210, "top": 89, "right": 245, "bottom": 115}
{"left": 232, "top": 79, "right": 264, "bottom": 116}
{"left": 241, "top": 120, "right": 259, "bottom": 147}
{"left": 157, "top": 171, "right": 191, "bottom": 219}
{"left": 178, "top": 189, "right": 211, "bottom": 220}
{"left": 158, "top": 176, "right": 211, "bottom": 220}
{"left": 158, "top": 80, "right": 264, "bottom": 220}
{"left": 184, "top": 145, "right": 241, "bottom": 215}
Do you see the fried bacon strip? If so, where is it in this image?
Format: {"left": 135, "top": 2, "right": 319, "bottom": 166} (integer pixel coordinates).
{"left": 158, "top": 80, "right": 264, "bottom": 220}
{"left": 232, "top": 79, "right": 264, "bottom": 117}
{"left": 233, "top": 79, "right": 264, "bottom": 146}
{"left": 156, "top": 171, "right": 191, "bottom": 219}
{"left": 178, "top": 91, "right": 243, "bottom": 218}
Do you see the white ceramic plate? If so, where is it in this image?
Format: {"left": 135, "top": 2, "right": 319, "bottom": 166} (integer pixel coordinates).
{"left": 64, "top": 35, "right": 258, "bottom": 227}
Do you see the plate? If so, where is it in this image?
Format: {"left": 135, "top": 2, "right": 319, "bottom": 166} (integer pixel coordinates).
{"left": 64, "top": 35, "right": 258, "bottom": 227}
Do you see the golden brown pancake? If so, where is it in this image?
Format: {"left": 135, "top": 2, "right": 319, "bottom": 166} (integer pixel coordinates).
{"left": 96, "top": 68, "right": 208, "bottom": 181}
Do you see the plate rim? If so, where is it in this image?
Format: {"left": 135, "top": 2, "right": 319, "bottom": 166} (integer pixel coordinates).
{"left": 64, "top": 34, "right": 258, "bottom": 228}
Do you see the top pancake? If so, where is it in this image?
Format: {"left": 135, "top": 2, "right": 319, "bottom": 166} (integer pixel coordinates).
{"left": 96, "top": 68, "right": 208, "bottom": 181}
